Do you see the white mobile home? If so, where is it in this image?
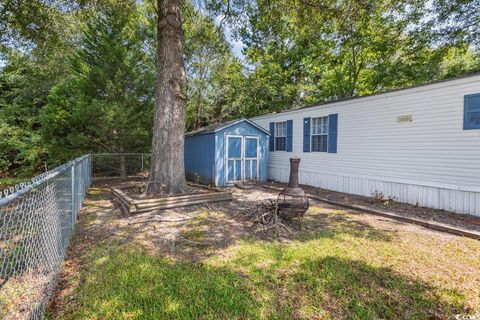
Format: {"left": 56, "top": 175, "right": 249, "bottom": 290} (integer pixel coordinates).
{"left": 252, "top": 73, "right": 480, "bottom": 216}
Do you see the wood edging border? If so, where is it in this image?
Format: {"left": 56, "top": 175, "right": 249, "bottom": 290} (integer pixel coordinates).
{"left": 262, "top": 185, "right": 480, "bottom": 240}
{"left": 111, "top": 186, "right": 232, "bottom": 215}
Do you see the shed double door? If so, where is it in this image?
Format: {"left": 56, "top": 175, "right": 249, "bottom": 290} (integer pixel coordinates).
{"left": 226, "top": 135, "right": 259, "bottom": 183}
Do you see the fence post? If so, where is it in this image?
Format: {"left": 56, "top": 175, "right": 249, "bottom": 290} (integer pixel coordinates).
{"left": 89, "top": 154, "right": 92, "bottom": 186}
{"left": 141, "top": 153, "right": 144, "bottom": 181}
{"left": 71, "top": 161, "right": 76, "bottom": 229}
{"left": 0, "top": 154, "right": 93, "bottom": 319}
{"left": 90, "top": 155, "right": 92, "bottom": 186}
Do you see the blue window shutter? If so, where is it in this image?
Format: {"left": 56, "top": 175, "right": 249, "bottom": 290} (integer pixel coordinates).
{"left": 286, "top": 120, "right": 293, "bottom": 152}
{"left": 303, "top": 117, "right": 311, "bottom": 152}
{"left": 464, "top": 93, "right": 480, "bottom": 130}
{"left": 328, "top": 113, "right": 338, "bottom": 153}
{"left": 269, "top": 122, "right": 275, "bottom": 151}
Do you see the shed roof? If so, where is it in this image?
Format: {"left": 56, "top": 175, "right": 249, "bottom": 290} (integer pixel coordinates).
{"left": 185, "top": 118, "right": 271, "bottom": 137}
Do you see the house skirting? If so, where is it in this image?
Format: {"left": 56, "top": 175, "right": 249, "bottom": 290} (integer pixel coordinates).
{"left": 268, "top": 166, "right": 480, "bottom": 216}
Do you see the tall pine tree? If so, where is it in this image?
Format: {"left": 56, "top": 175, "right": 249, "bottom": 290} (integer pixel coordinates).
{"left": 41, "top": 1, "right": 155, "bottom": 176}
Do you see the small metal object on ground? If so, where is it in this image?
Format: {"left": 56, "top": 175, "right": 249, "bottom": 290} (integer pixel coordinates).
{"left": 277, "top": 158, "right": 309, "bottom": 219}
{"left": 111, "top": 187, "right": 232, "bottom": 215}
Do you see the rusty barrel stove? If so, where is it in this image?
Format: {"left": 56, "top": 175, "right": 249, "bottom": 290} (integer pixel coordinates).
{"left": 277, "top": 158, "right": 309, "bottom": 219}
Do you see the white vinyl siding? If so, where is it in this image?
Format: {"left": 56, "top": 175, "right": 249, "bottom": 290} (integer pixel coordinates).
{"left": 252, "top": 74, "right": 480, "bottom": 215}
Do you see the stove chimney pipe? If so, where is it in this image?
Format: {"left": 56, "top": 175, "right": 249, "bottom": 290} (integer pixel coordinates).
{"left": 288, "top": 158, "right": 300, "bottom": 188}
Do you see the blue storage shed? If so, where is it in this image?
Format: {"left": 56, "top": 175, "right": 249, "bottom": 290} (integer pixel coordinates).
{"left": 185, "top": 118, "right": 270, "bottom": 187}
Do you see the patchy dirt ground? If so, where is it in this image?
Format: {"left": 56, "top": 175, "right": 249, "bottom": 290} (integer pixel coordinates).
{"left": 48, "top": 183, "right": 279, "bottom": 317}
{"left": 264, "top": 181, "right": 480, "bottom": 233}
{"left": 46, "top": 182, "right": 480, "bottom": 319}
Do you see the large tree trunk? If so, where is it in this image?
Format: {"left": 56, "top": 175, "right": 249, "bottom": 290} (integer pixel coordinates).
{"left": 146, "top": 0, "right": 188, "bottom": 196}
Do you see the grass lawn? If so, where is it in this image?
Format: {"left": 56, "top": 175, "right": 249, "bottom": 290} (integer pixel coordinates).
{"left": 48, "top": 186, "right": 480, "bottom": 320}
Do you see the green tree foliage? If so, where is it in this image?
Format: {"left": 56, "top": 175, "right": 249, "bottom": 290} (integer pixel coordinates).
{"left": 0, "top": 48, "right": 67, "bottom": 176}
{"left": 0, "top": 0, "right": 243, "bottom": 175}
{"left": 210, "top": 0, "right": 480, "bottom": 115}
{"left": 183, "top": 3, "right": 244, "bottom": 130}
{"left": 0, "top": 1, "right": 93, "bottom": 176}
{"left": 0, "top": 0, "right": 62, "bottom": 51}
{"left": 0, "top": 0, "right": 479, "bottom": 177}
{"left": 430, "top": 0, "right": 480, "bottom": 46}
{"left": 40, "top": 1, "right": 155, "bottom": 164}
{"left": 439, "top": 46, "right": 480, "bottom": 78}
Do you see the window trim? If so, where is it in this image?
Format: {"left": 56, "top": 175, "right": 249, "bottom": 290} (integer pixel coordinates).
{"left": 274, "top": 121, "right": 287, "bottom": 151}
{"left": 311, "top": 116, "right": 329, "bottom": 152}
{"left": 464, "top": 93, "right": 480, "bottom": 130}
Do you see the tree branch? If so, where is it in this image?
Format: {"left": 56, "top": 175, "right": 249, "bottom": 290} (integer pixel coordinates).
{"left": 218, "top": 0, "right": 231, "bottom": 28}
{"left": 147, "top": 0, "right": 158, "bottom": 15}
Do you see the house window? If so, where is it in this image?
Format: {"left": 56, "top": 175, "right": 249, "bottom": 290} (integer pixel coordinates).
{"left": 464, "top": 93, "right": 480, "bottom": 130}
{"left": 275, "top": 121, "right": 287, "bottom": 151}
{"left": 311, "top": 116, "right": 328, "bottom": 152}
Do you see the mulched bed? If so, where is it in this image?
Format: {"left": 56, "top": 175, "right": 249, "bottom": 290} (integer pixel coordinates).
{"left": 266, "top": 181, "right": 480, "bottom": 233}
{"left": 110, "top": 181, "right": 232, "bottom": 216}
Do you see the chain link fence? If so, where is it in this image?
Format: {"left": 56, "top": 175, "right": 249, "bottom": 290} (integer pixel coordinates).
{"left": 0, "top": 155, "right": 92, "bottom": 320}
{"left": 91, "top": 153, "right": 150, "bottom": 181}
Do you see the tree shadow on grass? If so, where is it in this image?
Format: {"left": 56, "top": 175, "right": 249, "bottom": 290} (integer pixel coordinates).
{"left": 288, "top": 256, "right": 470, "bottom": 319}
{"left": 300, "top": 206, "right": 395, "bottom": 242}
{"left": 66, "top": 244, "right": 471, "bottom": 320}
{"left": 57, "top": 186, "right": 472, "bottom": 319}
{"left": 64, "top": 245, "right": 262, "bottom": 320}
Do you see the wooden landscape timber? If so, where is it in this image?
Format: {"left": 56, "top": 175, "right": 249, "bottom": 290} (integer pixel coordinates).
{"left": 186, "top": 182, "right": 223, "bottom": 192}
{"left": 111, "top": 187, "right": 232, "bottom": 215}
